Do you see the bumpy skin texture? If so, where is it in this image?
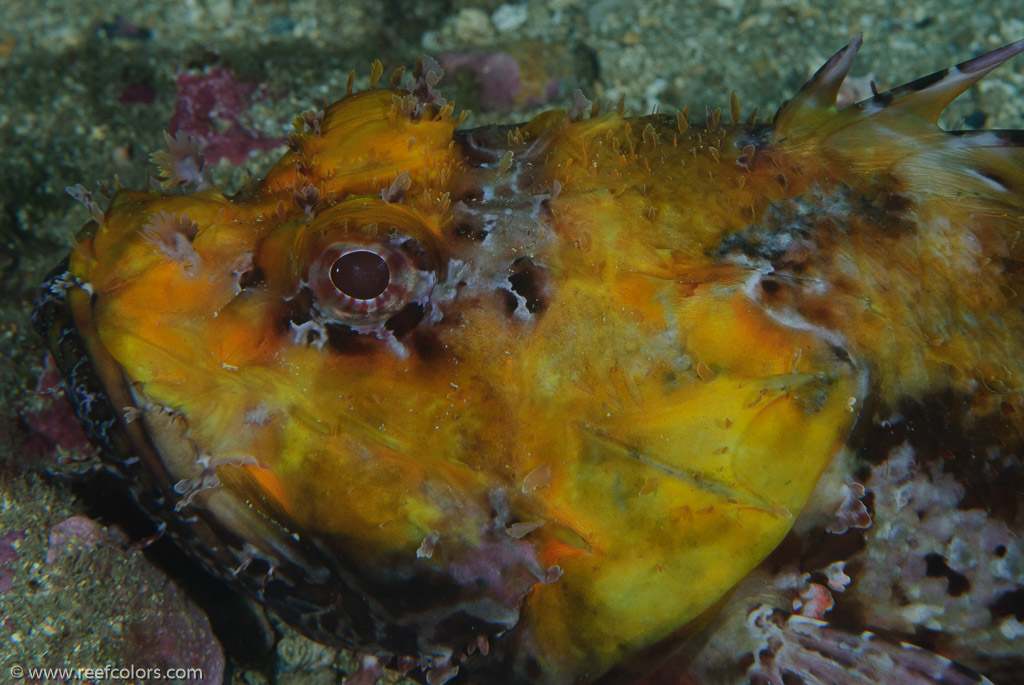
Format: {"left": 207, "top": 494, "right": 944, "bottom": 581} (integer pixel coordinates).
{"left": 35, "top": 39, "right": 1024, "bottom": 684}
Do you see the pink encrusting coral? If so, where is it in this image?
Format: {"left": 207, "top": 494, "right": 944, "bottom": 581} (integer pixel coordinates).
{"left": 826, "top": 482, "right": 871, "bottom": 534}
{"left": 1, "top": 480, "right": 225, "bottom": 685}
{"left": 837, "top": 442, "right": 1024, "bottom": 668}
{"left": 2, "top": 359, "right": 92, "bottom": 473}
{"left": 169, "top": 67, "right": 282, "bottom": 165}
{"left": 45, "top": 516, "right": 107, "bottom": 565}
{"left": 744, "top": 606, "right": 987, "bottom": 685}
{"left": 44, "top": 515, "right": 225, "bottom": 684}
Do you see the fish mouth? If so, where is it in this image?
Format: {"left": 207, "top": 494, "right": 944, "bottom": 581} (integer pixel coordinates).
{"left": 30, "top": 262, "right": 430, "bottom": 657}
{"left": 32, "top": 260, "right": 552, "bottom": 670}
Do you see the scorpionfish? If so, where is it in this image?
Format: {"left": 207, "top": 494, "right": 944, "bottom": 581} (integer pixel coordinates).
{"left": 33, "top": 37, "right": 1024, "bottom": 684}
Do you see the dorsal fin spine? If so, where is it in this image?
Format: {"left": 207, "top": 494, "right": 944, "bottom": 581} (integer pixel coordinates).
{"left": 773, "top": 38, "right": 1024, "bottom": 142}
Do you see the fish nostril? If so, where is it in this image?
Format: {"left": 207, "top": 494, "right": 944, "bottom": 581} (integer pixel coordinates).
{"left": 384, "top": 302, "right": 425, "bottom": 337}
{"left": 454, "top": 221, "right": 488, "bottom": 241}
{"left": 508, "top": 258, "right": 546, "bottom": 314}
{"left": 454, "top": 184, "right": 485, "bottom": 202}
{"left": 323, "top": 323, "right": 377, "bottom": 355}
{"left": 237, "top": 264, "right": 265, "bottom": 291}
{"left": 499, "top": 288, "right": 519, "bottom": 314}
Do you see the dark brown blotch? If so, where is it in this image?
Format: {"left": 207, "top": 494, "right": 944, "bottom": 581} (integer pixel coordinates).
{"left": 278, "top": 290, "right": 314, "bottom": 334}
{"left": 780, "top": 670, "right": 807, "bottom": 685}
{"left": 324, "top": 323, "right": 377, "bottom": 355}
{"left": 848, "top": 387, "right": 1024, "bottom": 520}
{"left": 990, "top": 587, "right": 1024, "bottom": 622}
{"left": 454, "top": 220, "right": 488, "bottom": 242}
{"left": 410, "top": 328, "right": 445, "bottom": 362}
{"left": 881, "top": 192, "right": 913, "bottom": 215}
{"left": 976, "top": 167, "right": 1012, "bottom": 191}
{"left": 998, "top": 129, "right": 1024, "bottom": 146}
{"left": 508, "top": 257, "right": 547, "bottom": 314}
{"left": 498, "top": 287, "right": 519, "bottom": 315}
{"left": 384, "top": 302, "right": 425, "bottom": 338}
{"left": 453, "top": 184, "right": 484, "bottom": 203}
{"left": 760, "top": 278, "right": 781, "bottom": 296}
{"left": 904, "top": 68, "right": 947, "bottom": 93}
{"left": 237, "top": 264, "right": 265, "bottom": 291}
{"left": 924, "top": 553, "right": 971, "bottom": 597}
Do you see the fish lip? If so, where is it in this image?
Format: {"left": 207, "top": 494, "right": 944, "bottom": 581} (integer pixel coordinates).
{"left": 29, "top": 258, "right": 353, "bottom": 640}
{"left": 32, "top": 259, "right": 122, "bottom": 460}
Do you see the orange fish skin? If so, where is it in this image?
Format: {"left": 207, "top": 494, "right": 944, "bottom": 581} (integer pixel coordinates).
{"left": 35, "top": 39, "right": 1024, "bottom": 685}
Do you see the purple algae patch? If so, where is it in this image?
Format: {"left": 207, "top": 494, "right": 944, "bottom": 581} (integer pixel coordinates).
{"left": 118, "top": 81, "right": 157, "bottom": 105}
{"left": 439, "top": 48, "right": 561, "bottom": 112}
{"left": 45, "top": 515, "right": 106, "bottom": 564}
{"left": 169, "top": 67, "right": 282, "bottom": 165}
{"left": 0, "top": 530, "right": 25, "bottom": 595}
{"left": 4, "top": 360, "right": 92, "bottom": 473}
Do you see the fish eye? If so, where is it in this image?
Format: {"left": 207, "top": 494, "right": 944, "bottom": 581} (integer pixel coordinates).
{"left": 306, "top": 236, "right": 435, "bottom": 331}
{"left": 330, "top": 250, "right": 391, "bottom": 300}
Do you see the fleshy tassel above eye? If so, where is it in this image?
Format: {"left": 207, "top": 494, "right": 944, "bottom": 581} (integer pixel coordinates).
{"left": 139, "top": 211, "right": 204, "bottom": 280}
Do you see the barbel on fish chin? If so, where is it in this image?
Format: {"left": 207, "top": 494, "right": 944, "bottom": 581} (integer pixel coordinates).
{"left": 32, "top": 36, "right": 1024, "bottom": 685}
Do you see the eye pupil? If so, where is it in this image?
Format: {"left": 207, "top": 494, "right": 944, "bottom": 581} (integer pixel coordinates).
{"left": 330, "top": 250, "right": 390, "bottom": 300}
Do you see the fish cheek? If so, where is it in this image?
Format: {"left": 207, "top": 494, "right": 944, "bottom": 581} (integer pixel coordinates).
{"left": 680, "top": 295, "right": 862, "bottom": 509}
{"left": 501, "top": 287, "right": 863, "bottom": 680}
